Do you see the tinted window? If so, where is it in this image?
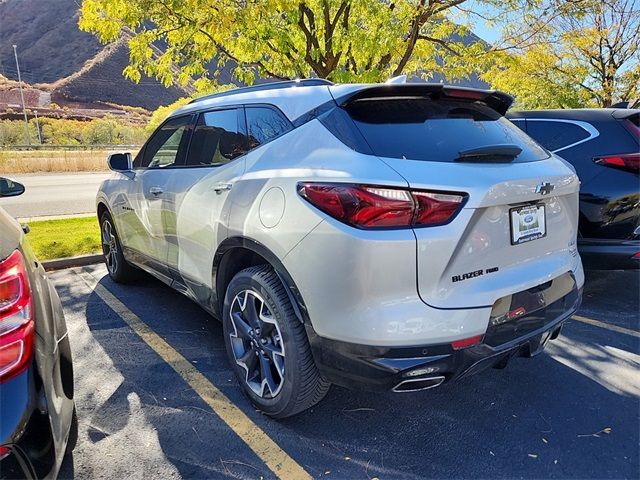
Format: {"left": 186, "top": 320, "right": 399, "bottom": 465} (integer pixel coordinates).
{"left": 245, "top": 106, "right": 292, "bottom": 149}
{"left": 344, "top": 98, "right": 548, "bottom": 162}
{"left": 509, "top": 119, "right": 527, "bottom": 133}
{"left": 186, "top": 109, "right": 245, "bottom": 166}
{"left": 526, "top": 120, "right": 591, "bottom": 151}
{"left": 135, "top": 116, "right": 191, "bottom": 169}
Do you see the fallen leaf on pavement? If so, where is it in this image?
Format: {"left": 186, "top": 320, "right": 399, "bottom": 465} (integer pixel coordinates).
{"left": 577, "top": 427, "right": 613, "bottom": 438}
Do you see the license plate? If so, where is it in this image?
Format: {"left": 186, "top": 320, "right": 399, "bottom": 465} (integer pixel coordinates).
{"left": 510, "top": 204, "right": 546, "bottom": 245}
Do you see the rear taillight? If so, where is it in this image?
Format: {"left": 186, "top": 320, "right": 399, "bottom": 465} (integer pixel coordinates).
{"left": 0, "top": 250, "right": 34, "bottom": 383}
{"left": 298, "top": 183, "right": 467, "bottom": 229}
{"left": 594, "top": 153, "right": 639, "bottom": 173}
{"left": 451, "top": 335, "right": 483, "bottom": 350}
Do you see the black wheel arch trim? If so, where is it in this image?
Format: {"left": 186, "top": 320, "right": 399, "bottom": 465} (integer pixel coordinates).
{"left": 213, "top": 237, "right": 307, "bottom": 325}
{"left": 96, "top": 201, "right": 120, "bottom": 239}
{"left": 96, "top": 201, "right": 129, "bottom": 252}
{"left": 96, "top": 199, "right": 112, "bottom": 221}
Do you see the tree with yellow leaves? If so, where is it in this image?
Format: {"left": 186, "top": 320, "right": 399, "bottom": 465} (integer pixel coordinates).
{"left": 78, "top": 0, "right": 519, "bottom": 90}
{"left": 484, "top": 0, "right": 639, "bottom": 108}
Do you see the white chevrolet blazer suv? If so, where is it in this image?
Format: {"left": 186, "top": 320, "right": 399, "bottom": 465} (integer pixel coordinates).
{"left": 96, "top": 79, "right": 584, "bottom": 418}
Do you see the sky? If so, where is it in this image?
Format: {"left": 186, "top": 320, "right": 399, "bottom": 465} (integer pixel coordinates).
{"left": 461, "top": 1, "right": 503, "bottom": 44}
{"left": 466, "top": 0, "right": 640, "bottom": 46}
{"left": 473, "top": 22, "right": 502, "bottom": 44}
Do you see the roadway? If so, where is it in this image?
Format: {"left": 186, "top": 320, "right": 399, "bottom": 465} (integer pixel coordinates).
{"left": 52, "top": 265, "right": 639, "bottom": 479}
{"left": 0, "top": 172, "right": 111, "bottom": 219}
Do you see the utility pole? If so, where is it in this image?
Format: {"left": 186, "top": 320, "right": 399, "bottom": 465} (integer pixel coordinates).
{"left": 34, "top": 110, "right": 42, "bottom": 144}
{"left": 12, "top": 44, "right": 30, "bottom": 146}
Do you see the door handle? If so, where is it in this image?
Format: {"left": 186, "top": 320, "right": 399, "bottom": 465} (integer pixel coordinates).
{"left": 149, "top": 186, "right": 164, "bottom": 196}
{"left": 213, "top": 183, "right": 233, "bottom": 194}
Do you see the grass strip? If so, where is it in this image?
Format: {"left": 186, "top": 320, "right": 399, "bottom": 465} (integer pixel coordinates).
{"left": 26, "top": 216, "right": 101, "bottom": 260}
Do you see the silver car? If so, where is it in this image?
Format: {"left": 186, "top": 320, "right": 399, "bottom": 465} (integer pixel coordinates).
{"left": 97, "top": 80, "right": 584, "bottom": 418}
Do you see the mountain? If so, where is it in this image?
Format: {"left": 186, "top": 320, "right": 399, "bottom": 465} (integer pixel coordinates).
{"left": 50, "top": 35, "right": 192, "bottom": 111}
{"left": 0, "top": 0, "right": 487, "bottom": 114}
{"left": 0, "top": 0, "right": 190, "bottom": 111}
{"left": 0, "top": 0, "right": 102, "bottom": 83}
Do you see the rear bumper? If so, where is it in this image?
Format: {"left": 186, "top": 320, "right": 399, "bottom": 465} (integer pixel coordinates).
{"left": 308, "top": 284, "right": 582, "bottom": 392}
{"left": 0, "top": 365, "right": 71, "bottom": 479}
{"left": 578, "top": 238, "right": 640, "bottom": 270}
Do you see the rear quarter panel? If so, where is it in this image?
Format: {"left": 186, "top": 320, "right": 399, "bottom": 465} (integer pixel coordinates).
{"left": 0, "top": 208, "right": 74, "bottom": 472}
{"left": 225, "top": 119, "right": 410, "bottom": 263}
{"left": 508, "top": 113, "right": 639, "bottom": 241}
{"left": 570, "top": 120, "right": 639, "bottom": 240}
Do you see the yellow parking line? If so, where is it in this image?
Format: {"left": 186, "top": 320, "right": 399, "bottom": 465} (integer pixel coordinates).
{"left": 572, "top": 315, "right": 640, "bottom": 338}
{"left": 75, "top": 269, "right": 312, "bottom": 480}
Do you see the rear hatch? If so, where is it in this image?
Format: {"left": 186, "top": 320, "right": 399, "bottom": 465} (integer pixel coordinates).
{"left": 329, "top": 85, "right": 580, "bottom": 309}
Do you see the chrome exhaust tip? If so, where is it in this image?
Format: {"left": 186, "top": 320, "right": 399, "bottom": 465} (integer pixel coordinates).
{"left": 392, "top": 376, "right": 445, "bottom": 393}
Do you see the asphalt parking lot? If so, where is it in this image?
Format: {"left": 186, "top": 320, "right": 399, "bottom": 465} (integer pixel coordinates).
{"left": 51, "top": 265, "right": 639, "bottom": 479}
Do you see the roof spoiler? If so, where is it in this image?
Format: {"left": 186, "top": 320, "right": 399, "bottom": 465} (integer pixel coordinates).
{"left": 612, "top": 108, "right": 640, "bottom": 119}
{"left": 333, "top": 84, "right": 514, "bottom": 116}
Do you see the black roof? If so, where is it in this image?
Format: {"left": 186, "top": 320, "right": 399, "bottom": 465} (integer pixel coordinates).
{"left": 507, "top": 108, "right": 639, "bottom": 121}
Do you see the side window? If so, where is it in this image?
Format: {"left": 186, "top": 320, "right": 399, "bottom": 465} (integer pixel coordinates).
{"left": 509, "top": 119, "right": 527, "bottom": 133}
{"left": 135, "top": 116, "right": 191, "bottom": 169}
{"left": 245, "top": 106, "right": 292, "bottom": 150}
{"left": 186, "top": 109, "right": 246, "bottom": 166}
{"left": 526, "top": 120, "right": 591, "bottom": 151}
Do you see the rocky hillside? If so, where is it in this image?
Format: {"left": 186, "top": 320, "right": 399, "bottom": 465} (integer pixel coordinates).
{"left": 0, "top": 0, "right": 487, "bottom": 114}
{"left": 0, "top": 0, "right": 102, "bottom": 83}
{"left": 50, "top": 35, "right": 191, "bottom": 111}
{"left": 0, "top": 0, "right": 190, "bottom": 111}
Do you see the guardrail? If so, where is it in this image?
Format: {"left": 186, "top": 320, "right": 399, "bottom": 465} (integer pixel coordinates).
{"left": 0, "top": 145, "right": 143, "bottom": 151}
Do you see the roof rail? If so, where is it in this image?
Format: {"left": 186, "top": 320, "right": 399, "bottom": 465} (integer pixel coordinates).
{"left": 189, "top": 78, "right": 334, "bottom": 104}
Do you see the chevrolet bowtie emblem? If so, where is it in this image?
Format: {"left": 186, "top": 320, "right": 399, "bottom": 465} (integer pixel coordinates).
{"left": 535, "top": 182, "right": 555, "bottom": 195}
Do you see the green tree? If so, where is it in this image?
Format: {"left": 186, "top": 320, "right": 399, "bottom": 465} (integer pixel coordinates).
{"left": 484, "top": 0, "right": 640, "bottom": 108}
{"left": 146, "top": 97, "right": 194, "bottom": 134}
{"left": 40, "top": 119, "right": 84, "bottom": 145}
{"left": 79, "top": 0, "right": 519, "bottom": 89}
{"left": 0, "top": 120, "right": 36, "bottom": 147}
{"left": 0, "top": 118, "right": 147, "bottom": 147}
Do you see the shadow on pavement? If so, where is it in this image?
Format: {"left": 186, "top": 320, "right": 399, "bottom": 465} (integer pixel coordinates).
{"left": 55, "top": 267, "right": 639, "bottom": 479}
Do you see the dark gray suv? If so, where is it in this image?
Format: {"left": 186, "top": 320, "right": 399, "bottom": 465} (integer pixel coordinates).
{"left": 0, "top": 177, "right": 75, "bottom": 478}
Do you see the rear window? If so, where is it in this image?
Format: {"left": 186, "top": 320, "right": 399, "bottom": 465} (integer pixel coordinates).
{"left": 526, "top": 120, "right": 591, "bottom": 151}
{"left": 342, "top": 98, "right": 549, "bottom": 163}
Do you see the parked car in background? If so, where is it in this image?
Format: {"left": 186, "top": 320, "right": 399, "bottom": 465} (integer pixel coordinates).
{"left": 508, "top": 109, "right": 640, "bottom": 269}
{"left": 0, "top": 177, "right": 75, "bottom": 479}
{"left": 97, "top": 80, "right": 583, "bottom": 418}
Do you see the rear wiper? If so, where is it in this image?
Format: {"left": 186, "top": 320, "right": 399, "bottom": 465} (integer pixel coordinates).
{"left": 455, "top": 144, "right": 522, "bottom": 162}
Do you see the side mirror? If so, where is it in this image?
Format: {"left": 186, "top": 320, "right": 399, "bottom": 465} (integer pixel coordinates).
{"left": 0, "top": 177, "right": 25, "bottom": 197}
{"left": 108, "top": 152, "right": 132, "bottom": 172}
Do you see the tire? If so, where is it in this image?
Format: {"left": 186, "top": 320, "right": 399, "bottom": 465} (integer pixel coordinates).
{"left": 100, "top": 212, "right": 137, "bottom": 283}
{"left": 222, "top": 265, "right": 330, "bottom": 418}
{"left": 65, "top": 406, "right": 78, "bottom": 453}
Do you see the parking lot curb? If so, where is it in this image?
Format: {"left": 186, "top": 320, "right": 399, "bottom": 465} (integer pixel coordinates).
{"left": 42, "top": 254, "right": 103, "bottom": 271}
